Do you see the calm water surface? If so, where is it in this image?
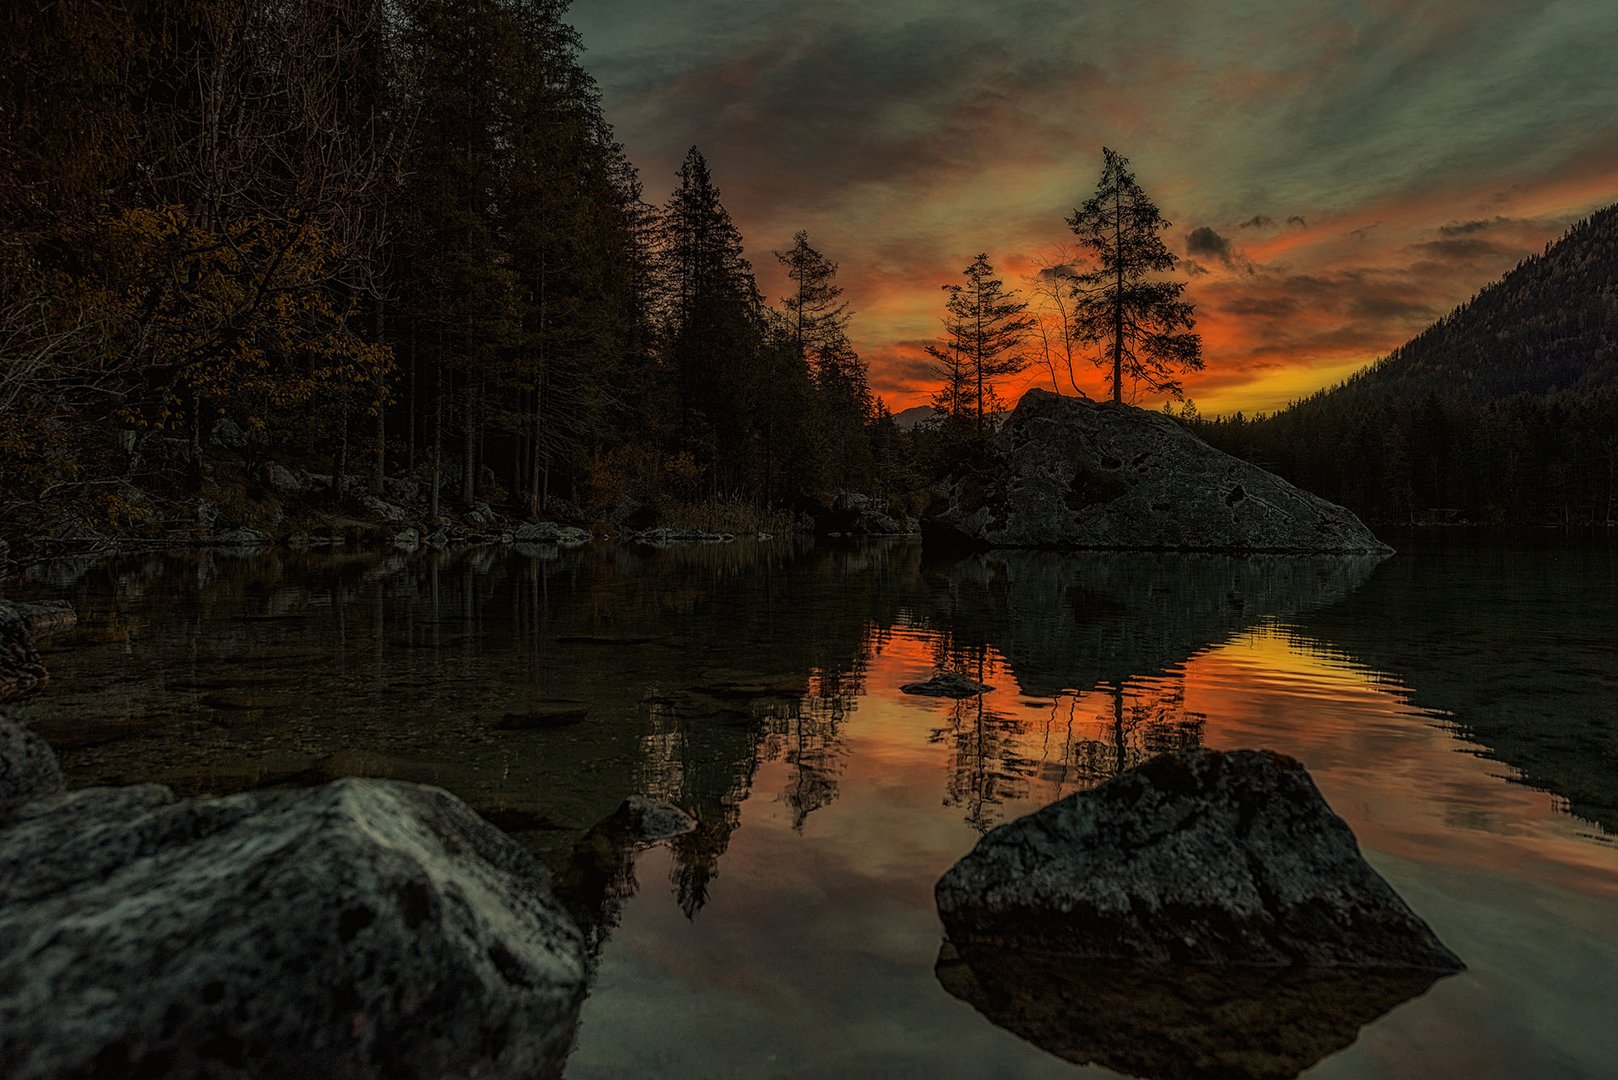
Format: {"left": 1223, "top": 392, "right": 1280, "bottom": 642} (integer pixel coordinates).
{"left": 11, "top": 536, "right": 1618, "bottom": 1078}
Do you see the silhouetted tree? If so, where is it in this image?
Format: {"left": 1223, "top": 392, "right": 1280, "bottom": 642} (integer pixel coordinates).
{"left": 1066, "top": 148, "right": 1202, "bottom": 403}
{"left": 927, "top": 254, "right": 1034, "bottom": 435}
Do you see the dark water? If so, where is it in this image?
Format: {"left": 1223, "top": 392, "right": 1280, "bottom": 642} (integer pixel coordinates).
{"left": 10, "top": 536, "right": 1618, "bottom": 1078}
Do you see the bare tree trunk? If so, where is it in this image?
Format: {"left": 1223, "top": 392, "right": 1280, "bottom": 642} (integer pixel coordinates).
{"left": 373, "top": 299, "right": 386, "bottom": 493}
{"left": 430, "top": 362, "right": 442, "bottom": 520}
{"left": 333, "top": 405, "right": 349, "bottom": 507}
{"left": 530, "top": 376, "right": 543, "bottom": 516}
{"left": 1113, "top": 190, "right": 1124, "bottom": 403}
{"left": 461, "top": 377, "right": 476, "bottom": 506}
{"left": 188, "top": 390, "right": 205, "bottom": 492}
{"left": 407, "top": 329, "right": 417, "bottom": 471}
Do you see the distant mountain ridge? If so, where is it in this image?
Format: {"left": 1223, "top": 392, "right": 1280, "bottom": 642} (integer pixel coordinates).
{"left": 1296, "top": 202, "right": 1618, "bottom": 409}
{"left": 1194, "top": 202, "right": 1618, "bottom": 526}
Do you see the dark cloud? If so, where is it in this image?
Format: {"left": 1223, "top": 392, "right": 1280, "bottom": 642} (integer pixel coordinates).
{"left": 1439, "top": 216, "right": 1511, "bottom": 235}
{"left": 572, "top": 0, "right": 1618, "bottom": 409}
{"left": 1415, "top": 237, "right": 1512, "bottom": 260}
{"left": 1187, "top": 226, "right": 1234, "bottom": 262}
{"left": 1222, "top": 296, "right": 1301, "bottom": 318}
{"left": 1350, "top": 296, "right": 1437, "bottom": 321}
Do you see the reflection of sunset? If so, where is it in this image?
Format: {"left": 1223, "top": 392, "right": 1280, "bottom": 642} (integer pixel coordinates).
{"left": 777, "top": 623, "right": 1618, "bottom": 901}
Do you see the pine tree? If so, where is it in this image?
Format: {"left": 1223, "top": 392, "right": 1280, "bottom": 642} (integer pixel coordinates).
{"left": 1067, "top": 147, "right": 1202, "bottom": 403}
{"left": 657, "top": 146, "right": 765, "bottom": 493}
{"left": 927, "top": 254, "right": 1034, "bottom": 434}
{"left": 774, "top": 231, "right": 850, "bottom": 369}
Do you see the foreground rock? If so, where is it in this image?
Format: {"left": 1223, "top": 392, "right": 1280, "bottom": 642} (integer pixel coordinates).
{"left": 936, "top": 943, "right": 1446, "bottom": 1080}
{"left": 936, "top": 748, "right": 1462, "bottom": 971}
{"left": 926, "top": 389, "right": 1390, "bottom": 553}
{"left": 899, "top": 671, "right": 994, "bottom": 698}
{"left": 0, "top": 778, "right": 587, "bottom": 1080}
{"left": 0, "top": 603, "right": 49, "bottom": 702}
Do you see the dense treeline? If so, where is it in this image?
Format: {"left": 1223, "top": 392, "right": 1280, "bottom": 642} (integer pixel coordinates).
{"left": 1193, "top": 206, "right": 1618, "bottom": 526}
{"left": 0, "top": 0, "right": 886, "bottom": 545}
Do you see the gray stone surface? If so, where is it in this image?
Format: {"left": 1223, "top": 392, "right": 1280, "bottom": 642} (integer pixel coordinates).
{"left": 927, "top": 390, "right": 1390, "bottom": 553}
{"left": 514, "top": 522, "right": 591, "bottom": 547}
{"left": 0, "top": 604, "right": 48, "bottom": 703}
{"left": 0, "top": 715, "right": 63, "bottom": 814}
{"left": 361, "top": 494, "right": 408, "bottom": 523}
{"left": 267, "top": 462, "right": 304, "bottom": 493}
{"left": 0, "top": 778, "right": 588, "bottom": 1080}
{"left": 936, "top": 748, "right": 1462, "bottom": 971}
{"left": 214, "top": 527, "right": 272, "bottom": 546}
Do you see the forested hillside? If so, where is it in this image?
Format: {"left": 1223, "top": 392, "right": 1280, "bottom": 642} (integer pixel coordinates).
{"left": 1194, "top": 206, "right": 1618, "bottom": 526}
{"left": 0, "top": 0, "right": 894, "bottom": 553}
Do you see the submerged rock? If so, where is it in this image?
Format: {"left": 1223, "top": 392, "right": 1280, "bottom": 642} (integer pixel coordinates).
{"left": 0, "top": 715, "right": 63, "bottom": 814}
{"left": 935, "top": 748, "right": 1462, "bottom": 971}
{"left": 900, "top": 671, "right": 994, "bottom": 698}
{"left": 936, "top": 942, "right": 1448, "bottom": 1080}
{"left": 597, "top": 796, "right": 698, "bottom": 843}
{"left": 926, "top": 389, "right": 1390, "bottom": 553}
{"left": 0, "top": 604, "right": 49, "bottom": 703}
{"left": 0, "top": 778, "right": 587, "bottom": 1080}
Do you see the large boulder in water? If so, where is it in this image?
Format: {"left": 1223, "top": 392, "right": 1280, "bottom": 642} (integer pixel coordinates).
{"left": 935, "top": 748, "right": 1461, "bottom": 971}
{"left": 925, "top": 389, "right": 1389, "bottom": 553}
{"left": 0, "top": 777, "right": 587, "bottom": 1080}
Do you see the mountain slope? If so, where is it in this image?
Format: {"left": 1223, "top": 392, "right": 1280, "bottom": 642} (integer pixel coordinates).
{"left": 1195, "top": 203, "right": 1618, "bottom": 526}
{"left": 1336, "top": 203, "right": 1618, "bottom": 403}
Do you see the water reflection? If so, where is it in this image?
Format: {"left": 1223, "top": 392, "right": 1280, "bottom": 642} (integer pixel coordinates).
{"left": 9, "top": 537, "right": 1618, "bottom": 1078}
{"left": 936, "top": 942, "right": 1446, "bottom": 1080}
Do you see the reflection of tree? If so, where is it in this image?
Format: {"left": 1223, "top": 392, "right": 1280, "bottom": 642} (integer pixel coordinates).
{"left": 1068, "top": 680, "right": 1205, "bottom": 786}
{"left": 1024, "top": 679, "right": 1206, "bottom": 807}
{"left": 927, "top": 645, "right": 1034, "bottom": 833}
{"left": 760, "top": 665, "right": 859, "bottom": 831}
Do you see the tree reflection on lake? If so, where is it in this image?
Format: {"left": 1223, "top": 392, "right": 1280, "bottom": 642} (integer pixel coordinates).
{"left": 10, "top": 535, "right": 1618, "bottom": 1078}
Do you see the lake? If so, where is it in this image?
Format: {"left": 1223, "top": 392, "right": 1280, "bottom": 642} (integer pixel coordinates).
{"left": 11, "top": 535, "right": 1618, "bottom": 1078}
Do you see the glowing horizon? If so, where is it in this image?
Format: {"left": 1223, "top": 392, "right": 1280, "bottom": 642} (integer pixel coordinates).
{"left": 573, "top": 1, "right": 1618, "bottom": 417}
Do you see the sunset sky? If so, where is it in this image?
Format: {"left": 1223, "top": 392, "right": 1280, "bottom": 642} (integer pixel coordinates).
{"left": 571, "top": 0, "right": 1618, "bottom": 416}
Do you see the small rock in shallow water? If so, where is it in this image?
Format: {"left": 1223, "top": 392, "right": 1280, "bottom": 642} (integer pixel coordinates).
{"left": 0, "top": 777, "right": 587, "bottom": 1080}
{"left": 935, "top": 747, "right": 1463, "bottom": 972}
{"left": 601, "top": 795, "right": 697, "bottom": 842}
{"left": 900, "top": 671, "right": 994, "bottom": 698}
